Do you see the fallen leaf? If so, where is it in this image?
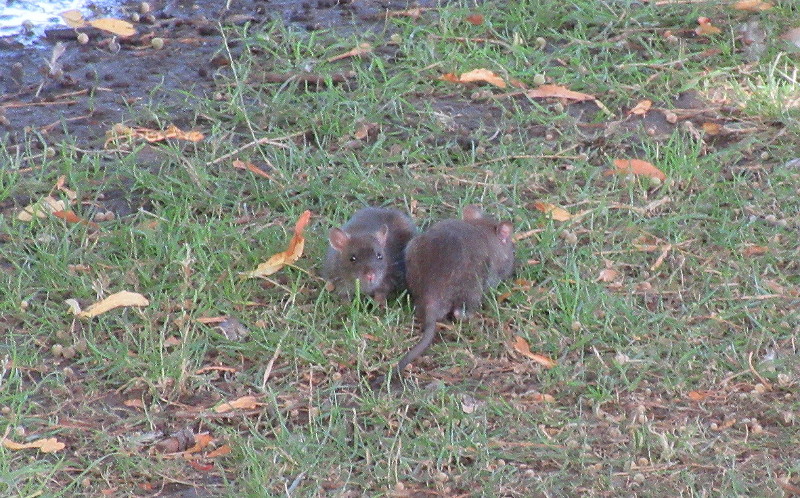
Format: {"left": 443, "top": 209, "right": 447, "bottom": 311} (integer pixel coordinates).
{"left": 17, "top": 196, "right": 67, "bottom": 221}
{"left": 214, "top": 395, "right": 261, "bottom": 413}
{"left": 780, "top": 27, "right": 800, "bottom": 48}
{"left": 607, "top": 159, "right": 666, "bottom": 181}
{"left": 597, "top": 268, "right": 620, "bottom": 282}
{"left": 2, "top": 437, "right": 65, "bottom": 453}
{"left": 696, "top": 17, "right": 722, "bottom": 36}
{"left": 742, "top": 245, "right": 769, "bottom": 257}
{"left": 628, "top": 99, "right": 652, "bottom": 116}
{"left": 232, "top": 159, "right": 271, "bottom": 179}
{"left": 184, "top": 433, "right": 214, "bottom": 454}
{"left": 526, "top": 84, "right": 594, "bottom": 101}
{"left": 78, "top": 290, "right": 150, "bottom": 318}
{"left": 105, "top": 124, "right": 204, "bottom": 147}
{"left": 511, "top": 335, "right": 556, "bottom": 368}
{"left": 532, "top": 201, "right": 572, "bottom": 221}
{"left": 124, "top": 399, "right": 145, "bottom": 409}
{"left": 733, "top": 0, "right": 772, "bottom": 11}
{"left": 88, "top": 18, "right": 136, "bottom": 37}
{"left": 439, "top": 68, "right": 507, "bottom": 88}
{"left": 52, "top": 210, "right": 100, "bottom": 229}
{"left": 702, "top": 122, "right": 722, "bottom": 135}
{"left": 353, "top": 121, "right": 379, "bottom": 141}
{"left": 206, "top": 444, "right": 232, "bottom": 458}
{"left": 465, "top": 14, "right": 484, "bottom": 25}
{"left": 243, "top": 210, "right": 312, "bottom": 278}
{"left": 385, "top": 7, "right": 426, "bottom": 19}
{"left": 60, "top": 9, "right": 86, "bottom": 28}
{"left": 688, "top": 390, "right": 711, "bottom": 401}
{"left": 196, "top": 316, "right": 228, "bottom": 324}
{"left": 187, "top": 460, "right": 214, "bottom": 472}
{"left": 327, "top": 43, "right": 372, "bottom": 62}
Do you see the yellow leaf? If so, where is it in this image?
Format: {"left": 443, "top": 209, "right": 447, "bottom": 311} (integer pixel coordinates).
{"left": 206, "top": 444, "right": 232, "bottom": 458}
{"left": 607, "top": 159, "right": 666, "bottom": 181}
{"left": 60, "top": 9, "right": 86, "bottom": 28}
{"left": 733, "top": 0, "right": 772, "bottom": 11}
{"left": 696, "top": 17, "right": 722, "bottom": 36}
{"left": 78, "top": 291, "right": 149, "bottom": 318}
{"left": 214, "top": 395, "right": 260, "bottom": 413}
{"left": 327, "top": 43, "right": 372, "bottom": 62}
{"left": 532, "top": 201, "right": 572, "bottom": 222}
{"left": 511, "top": 335, "right": 556, "bottom": 368}
{"left": 526, "top": 84, "right": 594, "bottom": 101}
{"left": 2, "top": 437, "right": 65, "bottom": 453}
{"left": 439, "top": 68, "right": 507, "bottom": 88}
{"left": 17, "top": 196, "right": 67, "bottom": 221}
{"left": 628, "top": 99, "right": 652, "bottom": 116}
{"left": 244, "top": 210, "right": 312, "bottom": 278}
{"left": 88, "top": 18, "right": 136, "bottom": 37}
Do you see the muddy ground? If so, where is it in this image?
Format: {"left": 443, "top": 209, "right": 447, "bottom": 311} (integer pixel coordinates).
{"left": 0, "top": 0, "right": 441, "bottom": 150}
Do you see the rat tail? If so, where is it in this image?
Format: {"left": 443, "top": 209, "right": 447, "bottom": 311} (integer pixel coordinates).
{"left": 397, "top": 314, "right": 437, "bottom": 373}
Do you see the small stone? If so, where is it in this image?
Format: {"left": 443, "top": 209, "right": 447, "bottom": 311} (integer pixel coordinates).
{"left": 77, "top": 32, "right": 89, "bottom": 44}
{"left": 140, "top": 2, "right": 151, "bottom": 14}
{"left": 151, "top": 37, "right": 164, "bottom": 50}
{"left": 533, "top": 73, "right": 546, "bottom": 85}
{"left": 51, "top": 344, "right": 64, "bottom": 357}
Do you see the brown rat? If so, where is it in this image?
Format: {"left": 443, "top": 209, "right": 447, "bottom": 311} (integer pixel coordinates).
{"left": 380, "top": 205, "right": 515, "bottom": 383}
{"left": 323, "top": 207, "right": 417, "bottom": 303}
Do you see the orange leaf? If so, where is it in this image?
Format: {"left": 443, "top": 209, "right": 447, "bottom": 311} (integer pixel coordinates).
{"left": 702, "top": 122, "right": 722, "bottom": 135}
{"left": 532, "top": 201, "right": 572, "bottom": 221}
{"left": 465, "top": 14, "right": 484, "bottom": 25}
{"left": 597, "top": 268, "right": 620, "bottom": 282}
{"left": 52, "top": 210, "right": 101, "bottom": 229}
{"left": 206, "top": 444, "right": 232, "bottom": 458}
{"left": 327, "top": 43, "right": 372, "bottom": 62}
{"left": 244, "top": 210, "right": 312, "bottom": 278}
{"left": 526, "top": 84, "right": 594, "bottom": 101}
{"left": 696, "top": 17, "right": 722, "bottom": 36}
{"left": 214, "top": 395, "right": 261, "bottom": 413}
{"left": 2, "top": 437, "right": 65, "bottom": 453}
{"left": 742, "top": 245, "right": 769, "bottom": 257}
{"left": 607, "top": 159, "right": 666, "bottom": 181}
{"left": 232, "top": 159, "right": 271, "bottom": 179}
{"left": 511, "top": 335, "right": 556, "bottom": 368}
{"left": 88, "top": 18, "right": 136, "bottom": 37}
{"left": 628, "top": 99, "right": 652, "bottom": 116}
{"left": 78, "top": 291, "right": 150, "bottom": 318}
{"left": 124, "top": 399, "right": 145, "bottom": 409}
{"left": 439, "top": 68, "right": 507, "bottom": 88}
{"left": 60, "top": 9, "right": 87, "bottom": 28}
{"left": 733, "top": 0, "right": 772, "bottom": 11}
{"left": 688, "top": 390, "right": 711, "bottom": 401}
{"left": 187, "top": 460, "right": 214, "bottom": 472}
{"left": 184, "top": 433, "right": 214, "bottom": 454}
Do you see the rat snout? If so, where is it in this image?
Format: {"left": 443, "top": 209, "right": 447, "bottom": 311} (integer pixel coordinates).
{"left": 363, "top": 270, "right": 377, "bottom": 283}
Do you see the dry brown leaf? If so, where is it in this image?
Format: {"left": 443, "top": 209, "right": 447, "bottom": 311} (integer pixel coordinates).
{"left": 597, "top": 268, "right": 620, "bottom": 282}
{"left": 511, "top": 335, "right": 556, "bottom": 368}
{"left": 232, "top": 159, "right": 271, "bottom": 179}
{"left": 687, "top": 390, "right": 711, "bottom": 401}
{"left": 702, "top": 122, "right": 722, "bottom": 135}
{"left": 353, "top": 121, "right": 379, "bottom": 141}
{"left": 60, "top": 9, "right": 87, "bottom": 28}
{"left": 105, "top": 124, "right": 204, "bottom": 147}
{"left": 327, "top": 43, "right": 372, "bottom": 62}
{"left": 78, "top": 291, "right": 150, "bottom": 318}
{"left": 628, "top": 99, "right": 652, "bottom": 116}
{"left": 206, "top": 444, "right": 232, "bottom": 458}
{"left": 526, "top": 84, "right": 594, "bottom": 101}
{"left": 532, "top": 201, "right": 572, "bottom": 221}
{"left": 780, "top": 27, "right": 800, "bottom": 48}
{"left": 124, "top": 399, "right": 145, "bottom": 409}
{"left": 17, "top": 196, "right": 67, "bottom": 221}
{"left": 244, "top": 210, "right": 312, "bottom": 278}
{"left": 385, "top": 7, "right": 425, "bottom": 19}
{"left": 2, "top": 437, "right": 65, "bottom": 453}
{"left": 696, "top": 17, "right": 722, "bottom": 36}
{"left": 607, "top": 159, "right": 667, "bottom": 181}
{"left": 733, "top": 0, "right": 772, "bottom": 11}
{"left": 214, "top": 395, "right": 260, "bottom": 413}
{"left": 465, "top": 14, "right": 484, "bottom": 25}
{"left": 88, "top": 18, "right": 136, "bottom": 37}
{"left": 439, "top": 68, "right": 507, "bottom": 88}
{"left": 742, "top": 245, "right": 769, "bottom": 257}
{"left": 52, "top": 210, "right": 100, "bottom": 229}
{"left": 184, "top": 433, "right": 214, "bottom": 454}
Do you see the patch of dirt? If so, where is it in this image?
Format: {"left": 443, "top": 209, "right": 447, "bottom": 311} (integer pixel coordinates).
{"left": 0, "top": 0, "right": 440, "bottom": 150}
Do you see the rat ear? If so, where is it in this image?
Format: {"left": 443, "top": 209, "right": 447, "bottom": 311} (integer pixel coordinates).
{"left": 495, "top": 221, "right": 513, "bottom": 244}
{"left": 374, "top": 224, "right": 389, "bottom": 246}
{"left": 329, "top": 228, "right": 350, "bottom": 252}
{"left": 462, "top": 205, "right": 484, "bottom": 221}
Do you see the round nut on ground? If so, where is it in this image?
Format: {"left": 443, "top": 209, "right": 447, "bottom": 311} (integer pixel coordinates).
{"left": 61, "top": 346, "right": 77, "bottom": 359}
{"left": 51, "top": 344, "right": 64, "bottom": 357}
{"left": 633, "top": 473, "right": 645, "bottom": 484}
{"left": 130, "top": 12, "right": 140, "bottom": 22}
{"left": 571, "top": 321, "right": 581, "bottom": 332}
{"left": 77, "top": 32, "right": 89, "bottom": 44}
{"left": 533, "top": 73, "right": 546, "bottom": 85}
{"left": 151, "top": 37, "right": 164, "bottom": 50}
{"left": 663, "top": 110, "right": 678, "bottom": 124}
{"left": 140, "top": 1, "right": 151, "bottom": 14}
{"left": 535, "top": 37, "right": 547, "bottom": 49}
{"left": 1, "top": 406, "right": 10, "bottom": 415}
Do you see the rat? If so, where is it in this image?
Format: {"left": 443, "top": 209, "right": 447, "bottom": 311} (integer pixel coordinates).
{"left": 323, "top": 207, "right": 417, "bottom": 304}
{"left": 376, "top": 205, "right": 515, "bottom": 386}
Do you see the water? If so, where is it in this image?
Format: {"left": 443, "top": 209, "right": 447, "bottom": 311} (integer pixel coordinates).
{"left": 0, "top": 0, "right": 118, "bottom": 42}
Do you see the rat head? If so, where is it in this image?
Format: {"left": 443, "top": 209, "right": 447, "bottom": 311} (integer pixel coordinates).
{"left": 463, "top": 205, "right": 516, "bottom": 280}
{"left": 328, "top": 224, "right": 390, "bottom": 295}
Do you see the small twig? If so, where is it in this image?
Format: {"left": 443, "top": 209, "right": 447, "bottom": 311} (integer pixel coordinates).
{"left": 747, "top": 351, "right": 772, "bottom": 390}
{"left": 208, "top": 132, "right": 303, "bottom": 166}
{"left": 40, "top": 112, "right": 93, "bottom": 133}
{"left": 2, "top": 99, "right": 79, "bottom": 109}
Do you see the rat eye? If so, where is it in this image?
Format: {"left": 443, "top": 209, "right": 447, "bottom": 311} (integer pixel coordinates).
{"left": 376, "top": 252, "right": 383, "bottom": 260}
{"left": 349, "top": 255, "right": 357, "bottom": 263}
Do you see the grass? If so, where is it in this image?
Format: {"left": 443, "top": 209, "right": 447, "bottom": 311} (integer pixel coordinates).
{"left": 1, "top": 0, "right": 799, "bottom": 495}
